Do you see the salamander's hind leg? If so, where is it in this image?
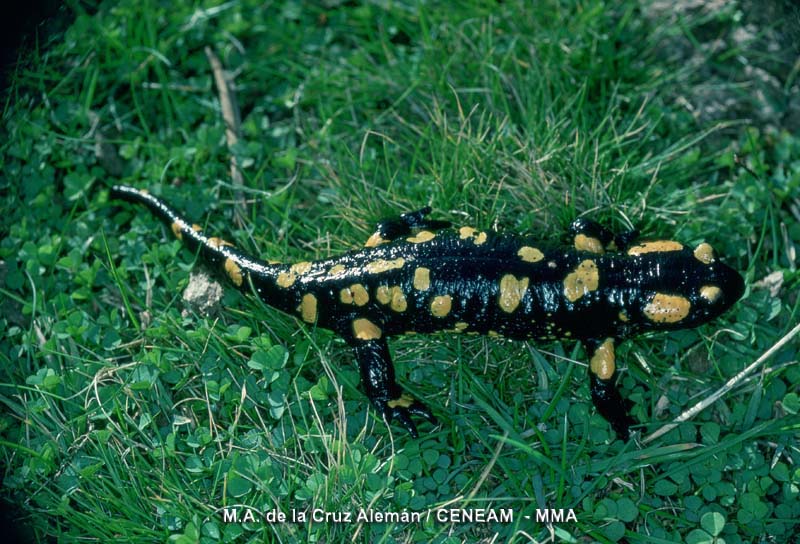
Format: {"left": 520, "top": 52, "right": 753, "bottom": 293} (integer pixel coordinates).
{"left": 365, "top": 207, "right": 450, "bottom": 247}
{"left": 586, "top": 338, "right": 636, "bottom": 441}
{"left": 352, "top": 337, "right": 438, "bottom": 437}
{"left": 569, "top": 218, "right": 638, "bottom": 254}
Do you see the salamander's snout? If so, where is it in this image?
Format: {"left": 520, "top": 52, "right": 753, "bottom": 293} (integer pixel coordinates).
{"left": 693, "top": 243, "right": 745, "bottom": 315}
{"left": 722, "top": 264, "right": 745, "bottom": 305}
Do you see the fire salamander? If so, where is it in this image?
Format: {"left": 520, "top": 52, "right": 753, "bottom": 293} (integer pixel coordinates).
{"left": 111, "top": 186, "right": 745, "bottom": 440}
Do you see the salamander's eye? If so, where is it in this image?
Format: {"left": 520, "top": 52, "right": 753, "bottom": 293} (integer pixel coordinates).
{"left": 693, "top": 243, "right": 716, "bottom": 264}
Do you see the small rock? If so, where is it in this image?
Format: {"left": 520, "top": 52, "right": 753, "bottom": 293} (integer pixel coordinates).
{"left": 182, "top": 269, "right": 224, "bottom": 316}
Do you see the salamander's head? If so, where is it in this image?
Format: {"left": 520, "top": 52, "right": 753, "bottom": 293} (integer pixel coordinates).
{"left": 625, "top": 241, "right": 745, "bottom": 331}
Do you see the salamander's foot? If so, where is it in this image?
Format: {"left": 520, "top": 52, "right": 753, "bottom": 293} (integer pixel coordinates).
{"left": 351, "top": 337, "right": 438, "bottom": 438}
{"left": 590, "top": 372, "right": 636, "bottom": 441}
{"left": 378, "top": 393, "right": 438, "bottom": 438}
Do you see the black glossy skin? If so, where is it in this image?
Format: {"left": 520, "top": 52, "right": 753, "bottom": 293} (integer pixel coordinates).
{"left": 110, "top": 186, "right": 745, "bottom": 440}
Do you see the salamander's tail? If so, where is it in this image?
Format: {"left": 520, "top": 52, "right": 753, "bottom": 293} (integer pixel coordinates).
{"left": 110, "top": 185, "right": 280, "bottom": 293}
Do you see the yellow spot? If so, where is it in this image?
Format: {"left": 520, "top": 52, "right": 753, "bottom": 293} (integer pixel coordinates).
{"left": 191, "top": 224, "right": 202, "bottom": 232}
{"left": 365, "top": 232, "right": 386, "bottom": 247}
{"left": 693, "top": 243, "right": 715, "bottom": 264}
{"left": 376, "top": 285, "right": 391, "bottom": 304}
{"left": 518, "top": 246, "right": 545, "bottom": 263}
{"left": 365, "top": 258, "right": 406, "bottom": 274}
{"left": 488, "top": 330, "right": 500, "bottom": 337}
{"left": 340, "top": 284, "right": 369, "bottom": 306}
{"left": 390, "top": 288, "right": 407, "bottom": 312}
{"left": 700, "top": 285, "right": 722, "bottom": 303}
{"left": 328, "top": 264, "right": 346, "bottom": 276}
{"left": 387, "top": 393, "right": 414, "bottom": 409}
{"left": 208, "top": 237, "right": 233, "bottom": 249}
{"left": 430, "top": 295, "right": 452, "bottom": 317}
{"left": 138, "top": 189, "right": 149, "bottom": 195}
{"left": 376, "top": 285, "right": 406, "bottom": 311}
{"left": 590, "top": 338, "right": 616, "bottom": 380}
{"left": 459, "top": 226, "right": 477, "bottom": 239}
{"left": 413, "top": 267, "right": 431, "bottom": 291}
{"left": 277, "top": 271, "right": 295, "bottom": 288}
{"left": 454, "top": 322, "right": 469, "bottom": 332}
{"left": 498, "top": 274, "right": 529, "bottom": 313}
{"left": 171, "top": 221, "right": 183, "bottom": 240}
{"left": 277, "top": 261, "right": 314, "bottom": 288}
{"left": 291, "top": 262, "right": 313, "bottom": 275}
{"left": 224, "top": 258, "right": 243, "bottom": 286}
{"left": 406, "top": 231, "right": 436, "bottom": 243}
{"left": 644, "top": 293, "right": 691, "bottom": 323}
{"left": 563, "top": 260, "right": 600, "bottom": 302}
{"left": 298, "top": 293, "right": 317, "bottom": 323}
{"left": 352, "top": 284, "right": 369, "bottom": 306}
{"left": 353, "top": 318, "right": 382, "bottom": 340}
{"left": 627, "top": 241, "right": 684, "bottom": 256}
{"left": 459, "top": 226, "right": 487, "bottom": 245}
{"left": 574, "top": 234, "right": 605, "bottom": 254}
{"left": 618, "top": 311, "right": 629, "bottom": 322}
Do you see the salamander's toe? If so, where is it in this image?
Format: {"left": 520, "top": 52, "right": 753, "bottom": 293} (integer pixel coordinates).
{"left": 609, "top": 413, "right": 636, "bottom": 441}
{"left": 408, "top": 400, "right": 438, "bottom": 426}
{"left": 378, "top": 395, "right": 437, "bottom": 438}
{"left": 387, "top": 408, "right": 420, "bottom": 438}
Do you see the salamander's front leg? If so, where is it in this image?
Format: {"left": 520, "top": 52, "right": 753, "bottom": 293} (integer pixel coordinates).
{"left": 586, "top": 338, "right": 636, "bottom": 440}
{"left": 365, "top": 207, "right": 450, "bottom": 247}
{"left": 352, "top": 338, "right": 438, "bottom": 437}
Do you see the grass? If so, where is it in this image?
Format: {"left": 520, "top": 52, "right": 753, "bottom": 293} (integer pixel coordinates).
{"left": 2, "top": 0, "right": 799, "bottom": 542}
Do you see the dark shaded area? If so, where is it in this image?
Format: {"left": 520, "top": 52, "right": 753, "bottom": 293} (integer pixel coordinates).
{"left": 1, "top": 0, "right": 71, "bottom": 92}
{"left": 0, "top": 498, "right": 36, "bottom": 544}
